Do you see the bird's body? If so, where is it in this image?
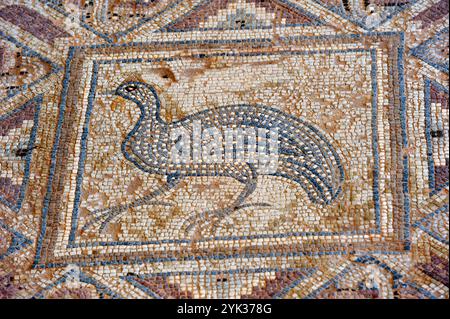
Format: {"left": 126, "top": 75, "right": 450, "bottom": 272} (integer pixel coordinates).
{"left": 84, "top": 81, "right": 344, "bottom": 234}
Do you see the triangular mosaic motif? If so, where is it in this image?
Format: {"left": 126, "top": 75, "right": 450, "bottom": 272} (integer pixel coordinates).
{"left": 313, "top": 0, "right": 415, "bottom": 30}
{"left": 424, "top": 79, "right": 449, "bottom": 194}
{"left": 161, "top": 0, "right": 324, "bottom": 31}
{"left": 413, "top": 204, "right": 449, "bottom": 245}
{"left": 0, "top": 95, "right": 42, "bottom": 212}
{"left": 411, "top": 28, "right": 449, "bottom": 73}
{"left": 0, "top": 220, "right": 32, "bottom": 261}
{"left": 124, "top": 268, "right": 315, "bottom": 299}
{"left": 32, "top": 270, "right": 122, "bottom": 299}
{"left": 307, "top": 257, "right": 438, "bottom": 299}
{"left": 38, "top": 0, "right": 182, "bottom": 41}
{"left": 0, "top": 31, "right": 60, "bottom": 101}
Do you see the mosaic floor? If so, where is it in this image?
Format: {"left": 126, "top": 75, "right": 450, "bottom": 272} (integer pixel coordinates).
{"left": 0, "top": 0, "right": 448, "bottom": 299}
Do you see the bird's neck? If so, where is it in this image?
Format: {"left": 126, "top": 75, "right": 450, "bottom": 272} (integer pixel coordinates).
{"left": 141, "top": 96, "right": 164, "bottom": 125}
{"left": 139, "top": 101, "right": 169, "bottom": 148}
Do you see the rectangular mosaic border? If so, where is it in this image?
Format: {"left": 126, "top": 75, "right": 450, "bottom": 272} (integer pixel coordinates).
{"left": 33, "top": 31, "right": 411, "bottom": 269}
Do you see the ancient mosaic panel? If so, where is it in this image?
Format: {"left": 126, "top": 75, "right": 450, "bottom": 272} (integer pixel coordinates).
{"left": 0, "top": 0, "right": 448, "bottom": 299}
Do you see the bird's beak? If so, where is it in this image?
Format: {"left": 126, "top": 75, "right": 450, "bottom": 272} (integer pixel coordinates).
{"left": 114, "top": 86, "right": 122, "bottom": 96}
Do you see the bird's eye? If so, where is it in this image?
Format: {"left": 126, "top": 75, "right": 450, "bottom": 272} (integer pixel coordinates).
{"left": 126, "top": 85, "right": 137, "bottom": 92}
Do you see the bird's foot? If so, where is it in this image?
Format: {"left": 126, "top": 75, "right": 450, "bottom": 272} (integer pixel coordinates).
{"left": 182, "top": 202, "right": 271, "bottom": 238}
{"left": 181, "top": 210, "right": 227, "bottom": 238}
{"left": 205, "top": 202, "right": 272, "bottom": 233}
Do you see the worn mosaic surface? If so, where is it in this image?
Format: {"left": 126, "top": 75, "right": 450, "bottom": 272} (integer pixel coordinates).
{"left": 0, "top": 0, "right": 448, "bottom": 299}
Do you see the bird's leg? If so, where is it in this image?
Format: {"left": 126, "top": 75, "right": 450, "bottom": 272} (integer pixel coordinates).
{"left": 182, "top": 164, "right": 268, "bottom": 236}
{"left": 82, "top": 177, "right": 180, "bottom": 232}
{"left": 203, "top": 179, "right": 260, "bottom": 233}
{"left": 182, "top": 179, "right": 258, "bottom": 236}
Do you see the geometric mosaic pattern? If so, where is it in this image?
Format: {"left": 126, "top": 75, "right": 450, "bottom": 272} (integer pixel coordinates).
{"left": 411, "top": 28, "right": 449, "bottom": 73}
{"left": 0, "top": 30, "right": 61, "bottom": 101}
{"left": 0, "top": 95, "right": 42, "bottom": 212}
{"left": 0, "top": 219, "right": 32, "bottom": 262}
{"left": 160, "top": 0, "right": 325, "bottom": 31}
{"left": 424, "top": 79, "right": 449, "bottom": 194}
{"left": 0, "top": 0, "right": 448, "bottom": 299}
{"left": 313, "top": 0, "right": 417, "bottom": 30}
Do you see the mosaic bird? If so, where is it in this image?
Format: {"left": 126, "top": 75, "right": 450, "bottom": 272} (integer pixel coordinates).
{"left": 84, "top": 81, "right": 344, "bottom": 235}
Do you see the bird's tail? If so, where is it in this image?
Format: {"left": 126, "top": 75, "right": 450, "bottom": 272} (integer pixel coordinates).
{"left": 276, "top": 124, "right": 344, "bottom": 205}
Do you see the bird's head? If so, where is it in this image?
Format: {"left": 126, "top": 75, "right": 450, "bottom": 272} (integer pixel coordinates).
{"left": 115, "top": 81, "right": 159, "bottom": 106}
